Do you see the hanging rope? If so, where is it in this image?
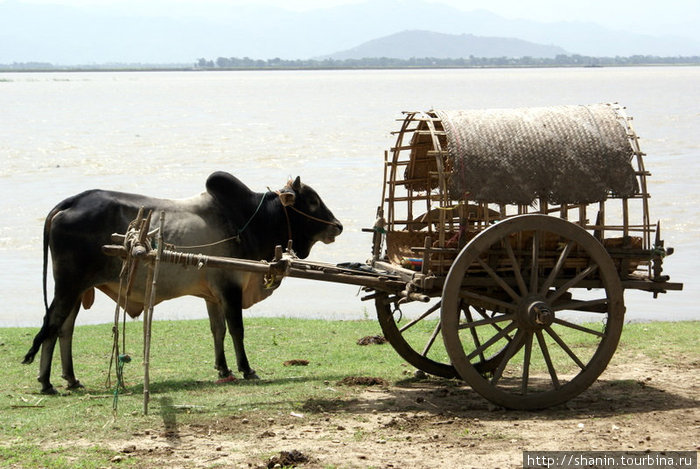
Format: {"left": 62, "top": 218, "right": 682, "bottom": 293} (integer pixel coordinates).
{"left": 170, "top": 191, "right": 269, "bottom": 250}
{"left": 112, "top": 353, "right": 131, "bottom": 412}
{"left": 106, "top": 208, "right": 152, "bottom": 415}
{"left": 108, "top": 254, "right": 130, "bottom": 415}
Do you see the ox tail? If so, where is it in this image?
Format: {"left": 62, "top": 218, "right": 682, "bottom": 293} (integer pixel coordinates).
{"left": 42, "top": 205, "right": 55, "bottom": 313}
{"left": 23, "top": 203, "right": 68, "bottom": 365}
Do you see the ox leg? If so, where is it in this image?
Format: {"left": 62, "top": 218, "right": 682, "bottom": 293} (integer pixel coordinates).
{"left": 59, "top": 306, "right": 84, "bottom": 390}
{"left": 36, "top": 333, "right": 60, "bottom": 395}
{"left": 32, "top": 294, "right": 81, "bottom": 395}
{"left": 205, "top": 301, "right": 233, "bottom": 378}
{"left": 222, "top": 286, "right": 259, "bottom": 380}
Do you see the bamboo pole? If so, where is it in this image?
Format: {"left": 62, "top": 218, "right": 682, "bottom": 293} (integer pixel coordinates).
{"left": 103, "top": 244, "right": 406, "bottom": 293}
{"left": 143, "top": 211, "right": 165, "bottom": 415}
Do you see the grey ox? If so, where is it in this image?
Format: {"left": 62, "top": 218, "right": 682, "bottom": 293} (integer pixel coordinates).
{"left": 23, "top": 171, "right": 343, "bottom": 394}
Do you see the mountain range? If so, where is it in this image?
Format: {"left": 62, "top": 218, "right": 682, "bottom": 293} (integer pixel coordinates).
{"left": 1, "top": 0, "right": 698, "bottom": 65}
{"left": 325, "top": 30, "right": 567, "bottom": 60}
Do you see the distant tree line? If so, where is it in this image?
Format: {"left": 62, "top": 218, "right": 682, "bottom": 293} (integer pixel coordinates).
{"left": 196, "top": 55, "right": 700, "bottom": 69}
{"left": 0, "top": 62, "right": 190, "bottom": 71}
{"left": 2, "top": 55, "right": 698, "bottom": 72}
{"left": 0, "top": 62, "right": 56, "bottom": 70}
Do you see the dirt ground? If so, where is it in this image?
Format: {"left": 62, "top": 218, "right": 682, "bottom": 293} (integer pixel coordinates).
{"left": 98, "top": 350, "right": 698, "bottom": 469}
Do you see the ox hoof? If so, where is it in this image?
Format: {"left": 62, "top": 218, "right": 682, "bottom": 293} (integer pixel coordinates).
{"left": 216, "top": 375, "right": 238, "bottom": 384}
{"left": 217, "top": 369, "right": 233, "bottom": 379}
{"left": 243, "top": 370, "right": 259, "bottom": 380}
{"left": 66, "top": 380, "right": 84, "bottom": 390}
{"left": 41, "top": 386, "right": 59, "bottom": 396}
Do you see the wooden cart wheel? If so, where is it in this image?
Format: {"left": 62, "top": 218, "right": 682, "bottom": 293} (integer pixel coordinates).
{"left": 375, "top": 292, "right": 509, "bottom": 378}
{"left": 375, "top": 293, "right": 457, "bottom": 378}
{"left": 441, "top": 214, "right": 625, "bottom": 410}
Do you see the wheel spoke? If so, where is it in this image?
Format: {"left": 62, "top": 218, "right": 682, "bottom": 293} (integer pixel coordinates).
{"left": 421, "top": 320, "right": 442, "bottom": 357}
{"left": 552, "top": 297, "right": 609, "bottom": 313}
{"left": 545, "top": 326, "right": 586, "bottom": 370}
{"left": 472, "top": 306, "right": 514, "bottom": 342}
{"left": 464, "top": 306, "right": 486, "bottom": 364}
{"left": 466, "top": 322, "right": 517, "bottom": 361}
{"left": 398, "top": 301, "right": 441, "bottom": 333}
{"left": 521, "top": 332, "right": 533, "bottom": 395}
{"left": 529, "top": 230, "right": 540, "bottom": 293}
{"left": 539, "top": 240, "right": 575, "bottom": 296}
{"left": 547, "top": 264, "right": 598, "bottom": 303}
{"left": 477, "top": 258, "right": 521, "bottom": 302}
{"left": 536, "top": 330, "right": 560, "bottom": 389}
{"left": 491, "top": 330, "right": 526, "bottom": 386}
{"left": 459, "top": 290, "right": 516, "bottom": 312}
{"left": 457, "top": 312, "right": 515, "bottom": 330}
{"left": 552, "top": 318, "right": 605, "bottom": 337}
{"left": 504, "top": 240, "right": 528, "bottom": 296}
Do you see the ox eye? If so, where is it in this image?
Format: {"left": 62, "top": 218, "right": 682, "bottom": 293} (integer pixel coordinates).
{"left": 308, "top": 197, "right": 320, "bottom": 211}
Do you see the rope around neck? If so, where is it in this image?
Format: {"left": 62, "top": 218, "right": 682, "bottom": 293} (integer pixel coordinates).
{"left": 169, "top": 189, "right": 337, "bottom": 251}
{"left": 286, "top": 205, "right": 339, "bottom": 226}
{"left": 276, "top": 190, "right": 337, "bottom": 250}
{"left": 172, "top": 191, "right": 269, "bottom": 250}
{"left": 271, "top": 187, "right": 338, "bottom": 226}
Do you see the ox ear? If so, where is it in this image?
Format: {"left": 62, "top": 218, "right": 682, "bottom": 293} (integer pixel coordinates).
{"left": 279, "top": 176, "right": 301, "bottom": 206}
{"left": 278, "top": 190, "right": 295, "bottom": 207}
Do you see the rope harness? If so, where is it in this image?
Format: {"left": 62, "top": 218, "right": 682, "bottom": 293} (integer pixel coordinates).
{"left": 170, "top": 191, "right": 269, "bottom": 250}
{"left": 286, "top": 204, "right": 339, "bottom": 226}
{"left": 169, "top": 189, "right": 338, "bottom": 253}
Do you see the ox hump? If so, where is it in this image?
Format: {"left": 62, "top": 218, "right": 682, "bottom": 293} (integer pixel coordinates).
{"left": 205, "top": 172, "right": 254, "bottom": 206}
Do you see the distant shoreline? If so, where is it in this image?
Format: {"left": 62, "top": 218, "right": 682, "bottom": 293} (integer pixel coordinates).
{"left": 2, "top": 63, "right": 700, "bottom": 74}
{"left": 2, "top": 54, "right": 700, "bottom": 73}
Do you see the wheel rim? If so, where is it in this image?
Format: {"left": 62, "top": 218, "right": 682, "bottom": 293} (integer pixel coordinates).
{"left": 441, "top": 215, "right": 625, "bottom": 410}
{"left": 375, "top": 293, "right": 457, "bottom": 378}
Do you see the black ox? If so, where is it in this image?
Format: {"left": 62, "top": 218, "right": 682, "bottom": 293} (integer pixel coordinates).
{"left": 23, "top": 171, "right": 342, "bottom": 394}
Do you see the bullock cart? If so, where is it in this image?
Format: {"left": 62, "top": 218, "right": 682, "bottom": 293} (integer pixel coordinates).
{"left": 105, "top": 103, "right": 682, "bottom": 411}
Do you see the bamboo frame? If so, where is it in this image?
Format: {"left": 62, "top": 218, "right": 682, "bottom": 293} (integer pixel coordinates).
{"left": 380, "top": 106, "right": 656, "bottom": 279}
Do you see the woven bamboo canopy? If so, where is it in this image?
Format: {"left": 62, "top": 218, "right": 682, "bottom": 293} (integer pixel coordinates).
{"left": 407, "top": 104, "right": 639, "bottom": 205}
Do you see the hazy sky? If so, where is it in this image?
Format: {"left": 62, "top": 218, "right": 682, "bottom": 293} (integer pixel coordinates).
{"left": 7, "top": 0, "right": 699, "bottom": 25}
{"left": 4, "top": 0, "right": 698, "bottom": 41}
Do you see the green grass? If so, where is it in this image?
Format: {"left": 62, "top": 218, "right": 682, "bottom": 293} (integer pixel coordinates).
{"left": 617, "top": 321, "right": 700, "bottom": 359}
{"left": 0, "top": 445, "right": 121, "bottom": 469}
{"left": 0, "top": 317, "right": 406, "bottom": 467}
{"left": 0, "top": 318, "right": 697, "bottom": 468}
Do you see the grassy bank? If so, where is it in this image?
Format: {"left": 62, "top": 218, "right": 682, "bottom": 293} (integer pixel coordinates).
{"left": 0, "top": 318, "right": 697, "bottom": 468}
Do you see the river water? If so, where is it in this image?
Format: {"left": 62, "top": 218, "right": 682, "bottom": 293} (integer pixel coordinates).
{"left": 0, "top": 67, "right": 697, "bottom": 327}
